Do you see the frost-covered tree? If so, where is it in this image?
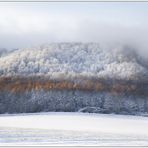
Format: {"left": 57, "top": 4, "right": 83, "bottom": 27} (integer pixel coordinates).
{"left": 0, "top": 43, "right": 147, "bottom": 80}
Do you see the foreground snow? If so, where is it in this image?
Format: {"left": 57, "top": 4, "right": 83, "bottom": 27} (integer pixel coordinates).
{"left": 0, "top": 112, "right": 148, "bottom": 146}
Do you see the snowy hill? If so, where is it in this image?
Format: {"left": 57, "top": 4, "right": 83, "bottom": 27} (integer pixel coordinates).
{"left": 0, "top": 43, "right": 147, "bottom": 80}
{"left": 0, "top": 43, "right": 148, "bottom": 115}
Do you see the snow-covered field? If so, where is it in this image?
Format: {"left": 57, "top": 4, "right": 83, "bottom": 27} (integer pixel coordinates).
{"left": 0, "top": 112, "right": 148, "bottom": 146}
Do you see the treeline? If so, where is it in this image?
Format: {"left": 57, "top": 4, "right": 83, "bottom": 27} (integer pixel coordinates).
{"left": 0, "top": 75, "right": 147, "bottom": 114}
{"left": 0, "top": 75, "right": 147, "bottom": 96}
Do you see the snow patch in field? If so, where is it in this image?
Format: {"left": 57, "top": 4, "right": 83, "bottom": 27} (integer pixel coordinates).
{"left": 1, "top": 112, "right": 148, "bottom": 146}
{"left": 0, "top": 112, "right": 148, "bottom": 136}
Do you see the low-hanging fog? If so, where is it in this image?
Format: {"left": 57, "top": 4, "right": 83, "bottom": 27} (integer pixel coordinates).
{"left": 0, "top": 2, "right": 148, "bottom": 58}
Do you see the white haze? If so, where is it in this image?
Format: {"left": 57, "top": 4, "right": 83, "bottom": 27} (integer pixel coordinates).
{"left": 0, "top": 3, "right": 148, "bottom": 58}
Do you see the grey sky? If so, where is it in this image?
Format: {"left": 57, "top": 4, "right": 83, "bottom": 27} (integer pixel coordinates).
{"left": 0, "top": 2, "right": 148, "bottom": 56}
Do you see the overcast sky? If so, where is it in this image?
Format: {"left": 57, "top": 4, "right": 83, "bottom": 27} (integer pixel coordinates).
{"left": 0, "top": 2, "right": 148, "bottom": 54}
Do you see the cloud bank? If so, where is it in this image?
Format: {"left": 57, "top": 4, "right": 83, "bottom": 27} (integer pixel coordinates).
{"left": 0, "top": 3, "right": 148, "bottom": 58}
